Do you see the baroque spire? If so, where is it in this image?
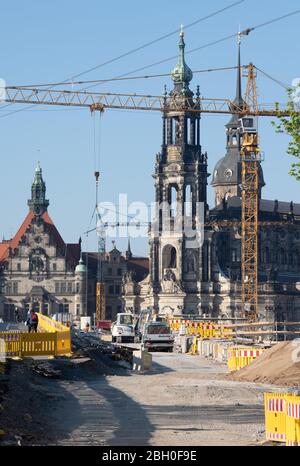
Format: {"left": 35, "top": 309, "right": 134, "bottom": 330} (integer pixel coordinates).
{"left": 171, "top": 26, "right": 193, "bottom": 94}
{"left": 28, "top": 162, "right": 49, "bottom": 216}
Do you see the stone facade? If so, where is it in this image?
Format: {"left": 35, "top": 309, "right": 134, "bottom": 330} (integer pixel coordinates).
{"left": 123, "top": 32, "right": 300, "bottom": 322}
{"left": 0, "top": 164, "right": 83, "bottom": 321}
{"left": 0, "top": 165, "right": 148, "bottom": 323}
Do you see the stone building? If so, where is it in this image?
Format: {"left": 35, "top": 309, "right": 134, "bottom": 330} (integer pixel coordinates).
{"left": 84, "top": 244, "right": 148, "bottom": 320}
{"left": 0, "top": 164, "right": 86, "bottom": 321}
{"left": 123, "top": 32, "right": 300, "bottom": 321}
{"left": 0, "top": 164, "right": 148, "bottom": 323}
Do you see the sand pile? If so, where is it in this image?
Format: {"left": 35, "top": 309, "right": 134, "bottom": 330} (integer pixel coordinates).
{"left": 229, "top": 340, "right": 300, "bottom": 387}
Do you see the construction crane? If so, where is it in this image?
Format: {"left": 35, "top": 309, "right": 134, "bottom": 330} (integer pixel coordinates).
{"left": 3, "top": 84, "right": 293, "bottom": 116}
{"left": 2, "top": 65, "right": 299, "bottom": 323}
{"left": 238, "top": 62, "right": 261, "bottom": 322}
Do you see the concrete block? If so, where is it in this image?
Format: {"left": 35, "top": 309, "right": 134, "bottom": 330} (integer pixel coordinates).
{"left": 132, "top": 349, "right": 152, "bottom": 371}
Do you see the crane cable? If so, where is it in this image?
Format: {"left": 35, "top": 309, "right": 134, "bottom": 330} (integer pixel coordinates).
{"left": 77, "top": 8, "right": 300, "bottom": 94}
{"left": 0, "top": 1, "right": 246, "bottom": 117}
{"left": 1, "top": 8, "right": 300, "bottom": 118}
{"left": 12, "top": 66, "right": 239, "bottom": 89}
{"left": 63, "top": 0, "right": 247, "bottom": 82}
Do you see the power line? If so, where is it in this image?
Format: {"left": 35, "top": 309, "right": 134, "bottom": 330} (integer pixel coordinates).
{"left": 2, "top": 8, "right": 300, "bottom": 119}
{"left": 255, "top": 66, "right": 290, "bottom": 90}
{"left": 78, "top": 33, "right": 238, "bottom": 93}
{"left": 72, "top": 8, "right": 300, "bottom": 94}
{"left": 0, "top": 1, "right": 245, "bottom": 118}
{"left": 12, "top": 66, "right": 239, "bottom": 89}
{"left": 251, "top": 8, "right": 300, "bottom": 32}
{"left": 67, "top": 0, "right": 247, "bottom": 81}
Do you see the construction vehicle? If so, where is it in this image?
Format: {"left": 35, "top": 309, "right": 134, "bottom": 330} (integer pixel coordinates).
{"left": 134, "top": 307, "right": 155, "bottom": 339}
{"left": 141, "top": 321, "right": 174, "bottom": 352}
{"left": 111, "top": 312, "right": 135, "bottom": 343}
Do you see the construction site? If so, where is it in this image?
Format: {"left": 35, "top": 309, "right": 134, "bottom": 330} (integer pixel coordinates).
{"left": 0, "top": 0, "right": 300, "bottom": 450}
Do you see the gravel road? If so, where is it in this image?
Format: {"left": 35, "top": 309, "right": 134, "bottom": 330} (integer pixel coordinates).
{"left": 47, "top": 352, "right": 271, "bottom": 446}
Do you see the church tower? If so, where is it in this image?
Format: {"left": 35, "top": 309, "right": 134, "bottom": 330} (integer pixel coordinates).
{"left": 27, "top": 162, "right": 49, "bottom": 216}
{"left": 211, "top": 41, "right": 265, "bottom": 205}
{"left": 148, "top": 29, "right": 209, "bottom": 316}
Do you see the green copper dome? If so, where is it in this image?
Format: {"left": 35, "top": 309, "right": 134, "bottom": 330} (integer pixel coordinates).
{"left": 75, "top": 255, "right": 87, "bottom": 274}
{"left": 171, "top": 29, "right": 193, "bottom": 86}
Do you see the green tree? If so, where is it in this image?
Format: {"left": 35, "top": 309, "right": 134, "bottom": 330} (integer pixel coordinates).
{"left": 272, "top": 84, "right": 300, "bottom": 181}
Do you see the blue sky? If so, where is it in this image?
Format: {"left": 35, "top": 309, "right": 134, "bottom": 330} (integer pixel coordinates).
{"left": 0, "top": 0, "right": 299, "bottom": 256}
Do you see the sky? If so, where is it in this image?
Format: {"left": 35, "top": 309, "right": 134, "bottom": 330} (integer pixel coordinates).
{"left": 0, "top": 0, "right": 299, "bottom": 256}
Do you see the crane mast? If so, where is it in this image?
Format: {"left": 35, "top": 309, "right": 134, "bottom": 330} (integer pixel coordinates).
{"left": 240, "top": 63, "right": 261, "bottom": 322}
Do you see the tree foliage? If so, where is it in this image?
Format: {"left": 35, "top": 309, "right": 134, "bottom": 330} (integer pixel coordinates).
{"left": 272, "top": 85, "right": 300, "bottom": 181}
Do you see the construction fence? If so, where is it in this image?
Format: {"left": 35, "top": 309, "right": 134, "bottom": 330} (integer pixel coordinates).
{"left": 169, "top": 319, "right": 233, "bottom": 339}
{"left": 0, "top": 313, "right": 71, "bottom": 358}
{"left": 265, "top": 392, "right": 300, "bottom": 446}
{"left": 227, "top": 347, "right": 264, "bottom": 371}
{"left": 188, "top": 337, "right": 265, "bottom": 371}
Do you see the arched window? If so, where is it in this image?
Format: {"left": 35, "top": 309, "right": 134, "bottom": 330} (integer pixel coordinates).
{"left": 185, "top": 184, "right": 192, "bottom": 217}
{"left": 162, "top": 245, "right": 177, "bottom": 269}
{"left": 170, "top": 186, "right": 177, "bottom": 218}
{"left": 186, "top": 117, "right": 190, "bottom": 144}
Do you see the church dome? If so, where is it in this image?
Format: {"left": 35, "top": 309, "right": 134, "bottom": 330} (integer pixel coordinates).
{"left": 211, "top": 151, "right": 265, "bottom": 188}
{"left": 75, "top": 256, "right": 87, "bottom": 274}
{"left": 171, "top": 29, "right": 193, "bottom": 88}
{"left": 211, "top": 152, "right": 240, "bottom": 186}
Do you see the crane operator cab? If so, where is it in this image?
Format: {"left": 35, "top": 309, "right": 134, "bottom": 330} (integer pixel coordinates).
{"left": 239, "top": 116, "right": 257, "bottom": 134}
{"left": 238, "top": 116, "right": 262, "bottom": 162}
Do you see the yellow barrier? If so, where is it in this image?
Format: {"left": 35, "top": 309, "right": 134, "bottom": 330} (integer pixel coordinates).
{"left": 264, "top": 392, "right": 300, "bottom": 446}
{"left": 227, "top": 347, "right": 264, "bottom": 371}
{"left": 264, "top": 393, "right": 287, "bottom": 443}
{"left": 37, "top": 313, "right": 70, "bottom": 333}
{"left": 285, "top": 395, "right": 300, "bottom": 446}
{"left": 20, "top": 332, "right": 56, "bottom": 356}
{"left": 227, "top": 347, "right": 239, "bottom": 371}
{"left": 0, "top": 314, "right": 71, "bottom": 357}
{"left": 168, "top": 319, "right": 233, "bottom": 339}
{"left": 0, "top": 331, "right": 21, "bottom": 357}
{"left": 56, "top": 330, "right": 72, "bottom": 355}
{"left": 190, "top": 337, "right": 198, "bottom": 355}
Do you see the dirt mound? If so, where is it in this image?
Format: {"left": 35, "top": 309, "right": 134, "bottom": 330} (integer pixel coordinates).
{"left": 229, "top": 340, "right": 300, "bottom": 387}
